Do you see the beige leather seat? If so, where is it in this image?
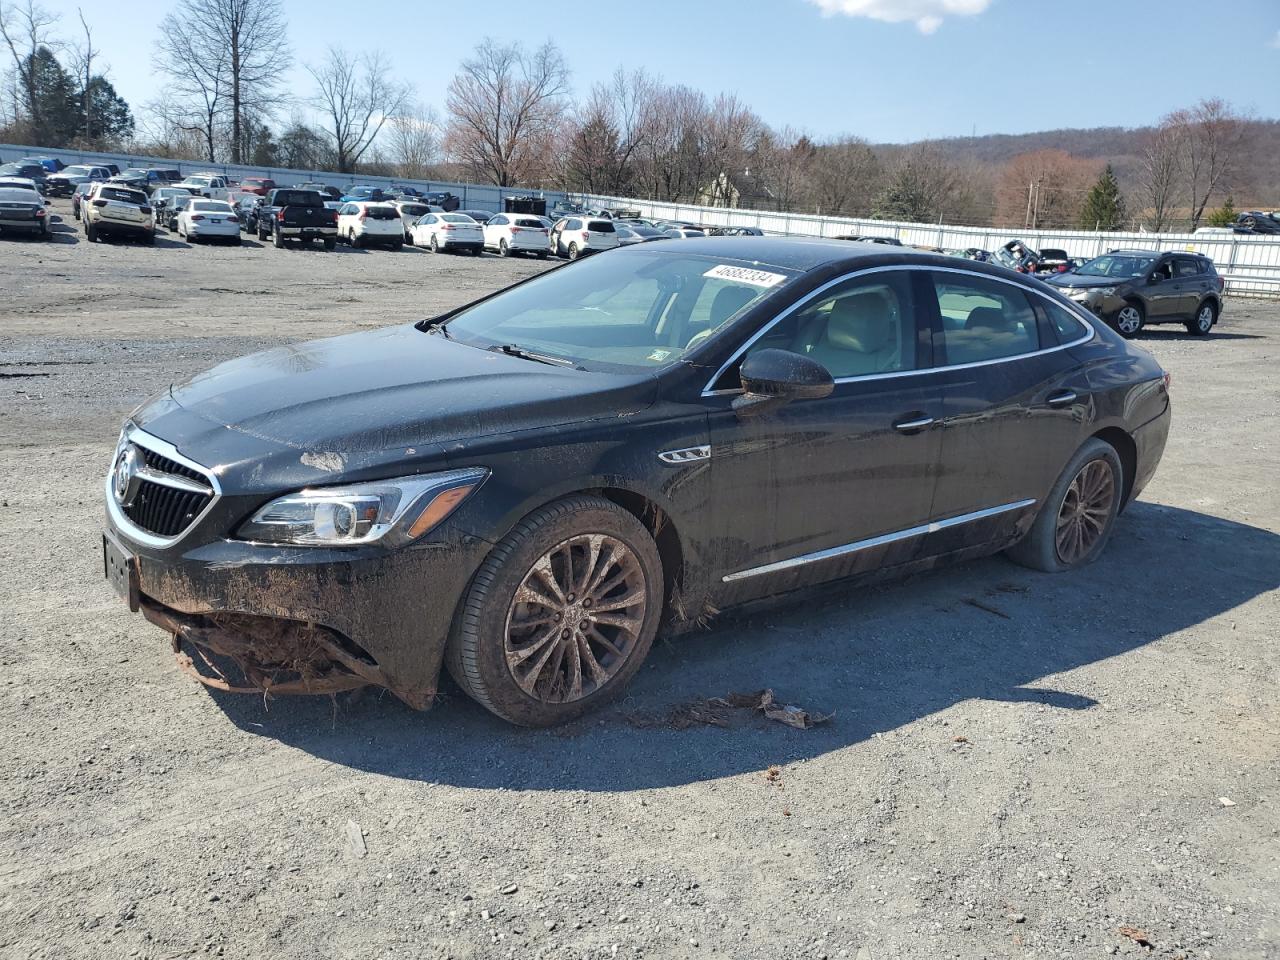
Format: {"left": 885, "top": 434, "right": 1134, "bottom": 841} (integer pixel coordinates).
{"left": 795, "top": 290, "right": 899, "bottom": 377}
{"left": 684, "top": 285, "right": 757, "bottom": 349}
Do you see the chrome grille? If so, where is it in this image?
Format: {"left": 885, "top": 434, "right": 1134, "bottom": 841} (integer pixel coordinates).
{"left": 110, "top": 429, "right": 218, "bottom": 542}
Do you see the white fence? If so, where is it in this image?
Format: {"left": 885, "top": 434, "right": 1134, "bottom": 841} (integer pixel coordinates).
{"left": 576, "top": 194, "right": 1280, "bottom": 298}
{"left": 6, "top": 141, "right": 1277, "bottom": 298}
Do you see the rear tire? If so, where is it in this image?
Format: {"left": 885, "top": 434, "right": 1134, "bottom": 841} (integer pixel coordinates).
{"left": 1112, "top": 302, "right": 1144, "bottom": 338}
{"left": 499, "top": 239, "right": 510, "bottom": 257}
{"left": 568, "top": 242, "right": 580, "bottom": 260}
{"left": 537, "top": 251, "right": 548, "bottom": 260}
{"left": 429, "top": 235, "right": 439, "bottom": 253}
{"left": 445, "top": 494, "right": 663, "bottom": 727}
{"left": 1186, "top": 301, "right": 1216, "bottom": 336}
{"left": 85, "top": 221, "right": 97, "bottom": 243}
{"left": 1006, "top": 438, "right": 1124, "bottom": 573}
{"left": 273, "top": 229, "right": 284, "bottom": 249}
{"left": 323, "top": 238, "right": 336, "bottom": 251}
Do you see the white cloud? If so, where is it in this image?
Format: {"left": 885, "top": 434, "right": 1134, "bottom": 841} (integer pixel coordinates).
{"left": 808, "top": 0, "right": 992, "bottom": 34}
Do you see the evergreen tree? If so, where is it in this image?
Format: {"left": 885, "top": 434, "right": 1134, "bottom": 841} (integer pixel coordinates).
{"left": 81, "top": 76, "right": 134, "bottom": 145}
{"left": 1078, "top": 165, "right": 1127, "bottom": 231}
{"left": 24, "top": 46, "right": 79, "bottom": 145}
{"left": 1206, "top": 196, "right": 1238, "bottom": 227}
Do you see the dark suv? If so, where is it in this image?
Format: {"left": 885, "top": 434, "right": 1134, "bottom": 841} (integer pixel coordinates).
{"left": 1047, "top": 249, "right": 1223, "bottom": 337}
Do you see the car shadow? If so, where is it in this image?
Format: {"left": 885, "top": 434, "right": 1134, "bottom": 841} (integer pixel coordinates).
{"left": 153, "top": 235, "right": 189, "bottom": 249}
{"left": 203, "top": 503, "right": 1279, "bottom": 791}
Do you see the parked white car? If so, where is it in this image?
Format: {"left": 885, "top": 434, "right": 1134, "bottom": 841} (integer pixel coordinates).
{"left": 483, "top": 213, "right": 550, "bottom": 258}
{"left": 654, "top": 220, "right": 706, "bottom": 239}
{"left": 175, "top": 175, "right": 230, "bottom": 200}
{"left": 390, "top": 200, "right": 438, "bottom": 241}
{"left": 337, "top": 201, "right": 405, "bottom": 249}
{"left": 548, "top": 217, "right": 620, "bottom": 259}
{"left": 410, "top": 212, "right": 484, "bottom": 255}
{"left": 176, "top": 199, "right": 241, "bottom": 244}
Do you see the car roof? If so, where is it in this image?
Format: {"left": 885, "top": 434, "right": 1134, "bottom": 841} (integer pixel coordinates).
{"left": 1104, "top": 248, "right": 1163, "bottom": 256}
{"left": 632, "top": 235, "right": 1001, "bottom": 272}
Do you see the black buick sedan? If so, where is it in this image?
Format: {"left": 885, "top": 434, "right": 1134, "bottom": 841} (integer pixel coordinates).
{"left": 102, "top": 238, "right": 1171, "bottom": 726}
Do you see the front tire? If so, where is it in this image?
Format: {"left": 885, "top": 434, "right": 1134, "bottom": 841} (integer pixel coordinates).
{"left": 445, "top": 494, "right": 663, "bottom": 727}
{"left": 429, "top": 234, "right": 439, "bottom": 253}
{"left": 1006, "top": 438, "right": 1123, "bottom": 573}
{"left": 499, "top": 238, "right": 510, "bottom": 257}
{"left": 1186, "top": 301, "right": 1216, "bottom": 336}
{"left": 567, "top": 242, "right": 580, "bottom": 260}
{"left": 1112, "top": 302, "right": 1145, "bottom": 338}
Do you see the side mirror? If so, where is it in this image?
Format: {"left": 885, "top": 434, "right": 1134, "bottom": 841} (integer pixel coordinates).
{"left": 732, "top": 348, "right": 834, "bottom": 419}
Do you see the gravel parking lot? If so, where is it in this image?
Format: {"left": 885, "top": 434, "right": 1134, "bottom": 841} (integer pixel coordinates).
{"left": 1, "top": 202, "right": 1277, "bottom": 960}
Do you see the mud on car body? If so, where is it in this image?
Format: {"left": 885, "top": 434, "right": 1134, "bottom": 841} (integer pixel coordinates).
{"left": 103, "top": 239, "right": 1171, "bottom": 726}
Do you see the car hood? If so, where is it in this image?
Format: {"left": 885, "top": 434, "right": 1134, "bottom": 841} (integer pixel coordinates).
{"left": 150, "top": 324, "right": 657, "bottom": 462}
{"left": 1046, "top": 274, "right": 1127, "bottom": 290}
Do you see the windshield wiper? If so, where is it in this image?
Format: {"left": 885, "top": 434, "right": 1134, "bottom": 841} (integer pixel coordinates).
{"left": 491, "top": 343, "right": 580, "bottom": 368}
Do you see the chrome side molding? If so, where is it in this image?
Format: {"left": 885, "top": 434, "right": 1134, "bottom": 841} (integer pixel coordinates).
{"left": 722, "top": 498, "right": 1037, "bottom": 583}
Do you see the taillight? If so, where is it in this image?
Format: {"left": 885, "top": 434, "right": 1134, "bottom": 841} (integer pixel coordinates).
{"left": 327, "top": 209, "right": 338, "bottom": 223}
{"left": 441, "top": 224, "right": 455, "bottom": 231}
{"left": 358, "top": 210, "right": 368, "bottom": 220}
{"left": 581, "top": 231, "right": 590, "bottom": 240}
{"left": 1163, "top": 371, "right": 1172, "bottom": 392}
{"left": 140, "top": 205, "right": 151, "bottom": 214}
{"left": 510, "top": 226, "right": 521, "bottom": 233}
{"left": 191, "top": 215, "right": 205, "bottom": 221}
{"left": 92, "top": 199, "right": 107, "bottom": 207}
{"left": 1057, "top": 264, "right": 1067, "bottom": 272}
{"left": 1216, "top": 276, "right": 1225, "bottom": 292}
{"left": 276, "top": 209, "right": 285, "bottom": 221}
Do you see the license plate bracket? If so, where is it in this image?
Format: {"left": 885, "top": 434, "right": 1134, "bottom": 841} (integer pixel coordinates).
{"left": 103, "top": 531, "right": 140, "bottom": 612}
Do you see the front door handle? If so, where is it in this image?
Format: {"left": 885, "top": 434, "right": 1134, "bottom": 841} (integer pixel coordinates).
{"left": 893, "top": 414, "right": 935, "bottom": 433}
{"left": 1045, "top": 390, "right": 1077, "bottom": 407}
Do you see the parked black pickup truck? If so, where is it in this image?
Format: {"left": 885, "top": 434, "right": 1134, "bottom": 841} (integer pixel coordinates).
{"left": 256, "top": 188, "right": 338, "bottom": 248}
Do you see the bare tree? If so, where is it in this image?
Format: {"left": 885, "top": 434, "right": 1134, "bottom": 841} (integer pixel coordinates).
{"left": 154, "top": 11, "right": 229, "bottom": 161}
{"left": 1138, "top": 121, "right": 1181, "bottom": 232}
{"left": 309, "top": 47, "right": 409, "bottom": 172}
{"left": 994, "top": 149, "right": 1099, "bottom": 229}
{"left": 152, "top": 0, "right": 288, "bottom": 163}
{"left": 806, "top": 136, "right": 881, "bottom": 216}
{"left": 873, "top": 143, "right": 968, "bottom": 224}
{"left": 0, "top": 0, "right": 59, "bottom": 141}
{"left": 386, "top": 103, "right": 441, "bottom": 179}
{"left": 752, "top": 127, "right": 815, "bottom": 212}
{"left": 1176, "top": 98, "right": 1245, "bottom": 230}
{"left": 445, "top": 38, "right": 569, "bottom": 186}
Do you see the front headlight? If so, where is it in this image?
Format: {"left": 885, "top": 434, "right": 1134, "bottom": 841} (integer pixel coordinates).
{"left": 237, "top": 467, "right": 487, "bottom": 547}
{"left": 1094, "top": 286, "right": 1116, "bottom": 296}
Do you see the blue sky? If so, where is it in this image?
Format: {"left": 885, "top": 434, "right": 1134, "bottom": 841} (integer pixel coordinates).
{"left": 37, "top": 0, "right": 1280, "bottom": 142}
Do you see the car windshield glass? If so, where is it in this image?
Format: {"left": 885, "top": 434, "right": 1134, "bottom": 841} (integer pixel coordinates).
{"left": 442, "top": 214, "right": 475, "bottom": 223}
{"left": 273, "top": 191, "right": 323, "bottom": 206}
{"left": 0, "top": 188, "right": 38, "bottom": 202}
{"left": 365, "top": 206, "right": 399, "bottom": 219}
{"left": 1076, "top": 255, "right": 1156, "bottom": 278}
{"left": 62, "top": 165, "right": 94, "bottom": 176}
{"left": 399, "top": 204, "right": 428, "bottom": 216}
{"left": 191, "top": 201, "right": 230, "bottom": 212}
{"left": 514, "top": 218, "right": 544, "bottom": 228}
{"left": 440, "top": 251, "right": 798, "bottom": 372}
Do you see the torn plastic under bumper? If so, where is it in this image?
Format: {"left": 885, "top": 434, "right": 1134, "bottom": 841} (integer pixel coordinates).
{"left": 142, "top": 600, "right": 394, "bottom": 702}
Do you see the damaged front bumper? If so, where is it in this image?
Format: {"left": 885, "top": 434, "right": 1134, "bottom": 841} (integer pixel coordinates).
{"left": 107, "top": 517, "right": 492, "bottom": 711}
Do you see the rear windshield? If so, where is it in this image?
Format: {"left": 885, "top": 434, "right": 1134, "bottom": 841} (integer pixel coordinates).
{"left": 273, "top": 191, "right": 324, "bottom": 206}
{"left": 587, "top": 220, "right": 615, "bottom": 232}
{"left": 0, "top": 188, "right": 39, "bottom": 202}
{"left": 191, "top": 201, "right": 231, "bottom": 212}
{"left": 365, "top": 206, "right": 399, "bottom": 220}
{"left": 514, "top": 218, "right": 545, "bottom": 228}
{"left": 442, "top": 214, "right": 476, "bottom": 224}
{"left": 399, "top": 204, "right": 428, "bottom": 217}
{"left": 98, "top": 187, "right": 145, "bottom": 204}
{"left": 62, "top": 165, "right": 94, "bottom": 176}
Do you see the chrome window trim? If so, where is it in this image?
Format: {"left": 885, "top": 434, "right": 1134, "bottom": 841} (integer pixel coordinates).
{"left": 104, "top": 423, "right": 222, "bottom": 549}
{"left": 700, "top": 264, "right": 1098, "bottom": 397}
{"left": 722, "top": 498, "right": 1037, "bottom": 583}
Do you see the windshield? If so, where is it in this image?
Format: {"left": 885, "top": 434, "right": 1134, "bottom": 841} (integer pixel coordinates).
{"left": 1076, "top": 255, "right": 1156, "bottom": 278}
{"left": 439, "top": 251, "right": 798, "bottom": 372}
{"left": 62, "top": 165, "right": 94, "bottom": 176}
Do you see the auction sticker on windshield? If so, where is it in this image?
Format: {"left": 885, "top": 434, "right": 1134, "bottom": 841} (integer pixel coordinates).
{"left": 702, "top": 264, "right": 787, "bottom": 288}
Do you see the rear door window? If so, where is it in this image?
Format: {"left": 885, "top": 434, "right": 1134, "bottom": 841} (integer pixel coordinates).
{"left": 1174, "top": 257, "right": 1201, "bottom": 278}
{"left": 932, "top": 273, "right": 1040, "bottom": 365}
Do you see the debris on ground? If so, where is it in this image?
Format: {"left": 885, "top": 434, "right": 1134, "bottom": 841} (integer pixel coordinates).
{"left": 1118, "top": 926, "right": 1154, "bottom": 949}
{"left": 345, "top": 819, "right": 367, "bottom": 859}
{"left": 963, "top": 597, "right": 1012, "bottom": 620}
{"left": 627, "top": 688, "right": 831, "bottom": 730}
{"left": 1219, "top": 796, "right": 1236, "bottom": 806}
{"left": 764, "top": 765, "right": 783, "bottom": 788}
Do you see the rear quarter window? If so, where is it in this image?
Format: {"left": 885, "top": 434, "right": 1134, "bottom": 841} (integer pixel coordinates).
{"left": 1041, "top": 300, "right": 1092, "bottom": 345}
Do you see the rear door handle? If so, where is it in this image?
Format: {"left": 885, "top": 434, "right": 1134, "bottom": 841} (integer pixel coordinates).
{"left": 893, "top": 414, "right": 935, "bottom": 433}
{"left": 1045, "top": 390, "right": 1077, "bottom": 407}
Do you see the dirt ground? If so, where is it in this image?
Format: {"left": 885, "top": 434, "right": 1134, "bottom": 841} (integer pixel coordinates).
{"left": 1, "top": 202, "right": 1277, "bottom": 960}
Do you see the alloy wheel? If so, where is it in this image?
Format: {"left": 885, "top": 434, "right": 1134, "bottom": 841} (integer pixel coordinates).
{"left": 504, "top": 533, "right": 647, "bottom": 704}
{"left": 1197, "top": 305, "right": 1213, "bottom": 332}
{"left": 1055, "top": 459, "right": 1116, "bottom": 565}
{"left": 1116, "top": 306, "right": 1142, "bottom": 335}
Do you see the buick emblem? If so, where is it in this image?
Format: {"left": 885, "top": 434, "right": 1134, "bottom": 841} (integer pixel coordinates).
{"left": 113, "top": 445, "right": 142, "bottom": 507}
